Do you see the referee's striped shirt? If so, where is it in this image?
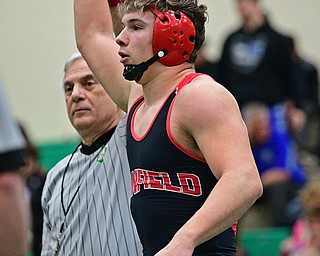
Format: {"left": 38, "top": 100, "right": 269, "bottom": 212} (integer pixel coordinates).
{"left": 41, "top": 116, "right": 142, "bottom": 256}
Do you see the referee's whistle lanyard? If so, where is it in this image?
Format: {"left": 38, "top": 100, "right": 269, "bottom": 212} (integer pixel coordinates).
{"left": 53, "top": 143, "right": 81, "bottom": 256}
{"left": 53, "top": 140, "right": 109, "bottom": 255}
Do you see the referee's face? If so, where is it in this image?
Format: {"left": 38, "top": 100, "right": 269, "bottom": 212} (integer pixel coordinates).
{"left": 63, "top": 58, "right": 119, "bottom": 140}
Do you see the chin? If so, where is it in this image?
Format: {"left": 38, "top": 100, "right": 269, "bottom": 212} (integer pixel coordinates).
{"left": 72, "top": 119, "right": 91, "bottom": 131}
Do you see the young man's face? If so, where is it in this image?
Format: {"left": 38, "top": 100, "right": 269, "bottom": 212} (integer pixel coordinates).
{"left": 116, "top": 10, "right": 155, "bottom": 66}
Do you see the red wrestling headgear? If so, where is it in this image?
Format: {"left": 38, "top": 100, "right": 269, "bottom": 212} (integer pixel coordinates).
{"left": 151, "top": 9, "right": 196, "bottom": 66}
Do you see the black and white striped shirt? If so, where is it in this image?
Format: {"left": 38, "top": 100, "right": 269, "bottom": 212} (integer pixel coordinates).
{"left": 41, "top": 116, "right": 142, "bottom": 256}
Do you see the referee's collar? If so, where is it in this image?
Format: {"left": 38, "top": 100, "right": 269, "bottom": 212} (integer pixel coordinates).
{"left": 80, "top": 126, "right": 116, "bottom": 155}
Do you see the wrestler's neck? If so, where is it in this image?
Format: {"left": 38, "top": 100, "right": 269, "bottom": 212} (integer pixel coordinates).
{"left": 140, "top": 63, "right": 194, "bottom": 106}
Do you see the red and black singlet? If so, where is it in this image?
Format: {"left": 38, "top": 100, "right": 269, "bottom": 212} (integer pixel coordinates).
{"left": 127, "top": 73, "right": 236, "bottom": 256}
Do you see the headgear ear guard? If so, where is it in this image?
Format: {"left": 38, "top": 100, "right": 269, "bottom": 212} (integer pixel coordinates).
{"left": 151, "top": 9, "right": 196, "bottom": 66}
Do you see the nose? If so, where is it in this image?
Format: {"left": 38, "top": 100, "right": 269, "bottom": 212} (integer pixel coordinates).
{"left": 116, "top": 29, "right": 128, "bottom": 47}
{"left": 71, "top": 84, "right": 85, "bottom": 102}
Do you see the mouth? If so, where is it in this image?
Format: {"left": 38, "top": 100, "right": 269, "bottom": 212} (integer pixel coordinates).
{"left": 72, "top": 108, "right": 90, "bottom": 116}
{"left": 118, "top": 51, "right": 129, "bottom": 64}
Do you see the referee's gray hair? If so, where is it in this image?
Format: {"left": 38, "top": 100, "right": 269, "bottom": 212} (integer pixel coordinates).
{"left": 64, "top": 52, "right": 83, "bottom": 72}
{"left": 61, "top": 52, "right": 83, "bottom": 89}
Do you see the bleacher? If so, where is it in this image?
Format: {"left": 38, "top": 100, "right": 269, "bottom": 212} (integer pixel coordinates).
{"left": 37, "top": 140, "right": 79, "bottom": 171}
{"left": 239, "top": 227, "right": 291, "bottom": 256}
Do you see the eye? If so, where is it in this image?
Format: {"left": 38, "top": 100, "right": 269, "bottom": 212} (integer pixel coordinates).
{"left": 64, "top": 84, "right": 73, "bottom": 96}
{"left": 85, "top": 80, "right": 96, "bottom": 87}
{"left": 132, "top": 25, "right": 142, "bottom": 31}
{"left": 128, "top": 21, "right": 144, "bottom": 31}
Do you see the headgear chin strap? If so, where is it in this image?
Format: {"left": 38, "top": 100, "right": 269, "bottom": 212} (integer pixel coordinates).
{"left": 123, "top": 50, "right": 168, "bottom": 82}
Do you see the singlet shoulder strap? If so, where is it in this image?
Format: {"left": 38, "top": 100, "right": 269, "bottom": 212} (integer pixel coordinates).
{"left": 176, "top": 73, "right": 204, "bottom": 94}
{"left": 128, "top": 95, "right": 144, "bottom": 113}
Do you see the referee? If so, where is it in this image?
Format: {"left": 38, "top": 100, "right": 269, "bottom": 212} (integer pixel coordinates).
{"left": 41, "top": 53, "right": 142, "bottom": 255}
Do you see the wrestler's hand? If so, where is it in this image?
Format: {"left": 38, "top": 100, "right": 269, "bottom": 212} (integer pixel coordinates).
{"left": 154, "top": 237, "right": 195, "bottom": 256}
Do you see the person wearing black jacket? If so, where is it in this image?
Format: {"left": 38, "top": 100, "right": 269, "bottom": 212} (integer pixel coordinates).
{"left": 218, "top": 0, "right": 304, "bottom": 107}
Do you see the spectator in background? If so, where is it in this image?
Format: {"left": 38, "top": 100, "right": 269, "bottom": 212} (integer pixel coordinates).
{"left": 287, "top": 36, "right": 320, "bottom": 156}
{"left": 217, "top": 0, "right": 306, "bottom": 135}
{"left": 242, "top": 102, "right": 307, "bottom": 227}
{"left": 18, "top": 123, "right": 46, "bottom": 256}
{"left": 0, "top": 76, "right": 29, "bottom": 256}
{"left": 288, "top": 37, "right": 319, "bottom": 117}
{"left": 195, "top": 42, "right": 219, "bottom": 79}
{"left": 281, "top": 179, "right": 320, "bottom": 256}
